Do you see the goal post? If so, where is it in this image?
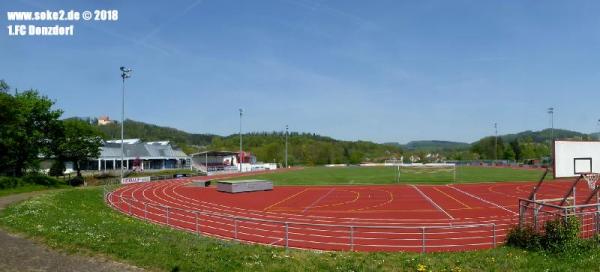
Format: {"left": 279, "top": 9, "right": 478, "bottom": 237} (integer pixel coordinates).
{"left": 385, "top": 162, "right": 457, "bottom": 183}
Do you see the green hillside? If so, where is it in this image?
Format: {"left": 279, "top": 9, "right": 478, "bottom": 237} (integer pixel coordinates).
{"left": 86, "top": 118, "right": 597, "bottom": 165}
{"left": 211, "top": 132, "right": 403, "bottom": 165}
{"left": 387, "top": 140, "right": 471, "bottom": 151}
{"left": 501, "top": 128, "right": 590, "bottom": 143}
{"left": 90, "top": 119, "right": 402, "bottom": 165}
{"left": 91, "top": 119, "right": 213, "bottom": 153}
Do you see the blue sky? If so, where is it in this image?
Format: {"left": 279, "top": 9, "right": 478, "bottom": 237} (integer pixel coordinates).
{"left": 2, "top": 0, "right": 600, "bottom": 143}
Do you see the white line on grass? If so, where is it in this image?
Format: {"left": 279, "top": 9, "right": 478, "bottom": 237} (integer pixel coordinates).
{"left": 446, "top": 185, "right": 518, "bottom": 215}
{"left": 411, "top": 185, "right": 454, "bottom": 220}
{"left": 303, "top": 188, "right": 335, "bottom": 213}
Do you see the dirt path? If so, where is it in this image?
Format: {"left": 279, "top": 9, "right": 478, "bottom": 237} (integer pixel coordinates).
{"left": 0, "top": 191, "right": 145, "bottom": 272}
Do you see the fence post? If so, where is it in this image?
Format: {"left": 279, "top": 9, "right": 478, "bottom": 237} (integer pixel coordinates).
{"left": 421, "top": 227, "right": 426, "bottom": 253}
{"left": 166, "top": 206, "right": 170, "bottom": 225}
{"left": 350, "top": 226, "right": 354, "bottom": 251}
{"left": 533, "top": 202, "right": 538, "bottom": 230}
{"left": 128, "top": 199, "right": 132, "bottom": 215}
{"left": 234, "top": 219, "right": 238, "bottom": 240}
{"left": 597, "top": 193, "right": 600, "bottom": 234}
{"left": 518, "top": 200, "right": 523, "bottom": 228}
{"left": 285, "top": 222, "right": 289, "bottom": 250}
{"left": 195, "top": 211, "right": 200, "bottom": 236}
{"left": 493, "top": 223, "right": 496, "bottom": 247}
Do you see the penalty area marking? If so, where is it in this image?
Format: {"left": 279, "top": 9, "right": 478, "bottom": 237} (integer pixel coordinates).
{"left": 411, "top": 185, "right": 454, "bottom": 219}
{"left": 446, "top": 185, "right": 518, "bottom": 215}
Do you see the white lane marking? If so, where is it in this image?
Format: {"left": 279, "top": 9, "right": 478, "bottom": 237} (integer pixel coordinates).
{"left": 411, "top": 185, "right": 454, "bottom": 220}
{"left": 447, "top": 185, "right": 518, "bottom": 215}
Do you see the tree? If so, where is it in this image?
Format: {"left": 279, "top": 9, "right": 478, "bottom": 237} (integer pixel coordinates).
{"left": 0, "top": 90, "right": 63, "bottom": 176}
{"left": 509, "top": 139, "right": 522, "bottom": 161}
{"left": 503, "top": 145, "right": 516, "bottom": 160}
{"left": 48, "top": 160, "right": 66, "bottom": 177}
{"left": 0, "top": 80, "right": 9, "bottom": 93}
{"left": 55, "top": 119, "right": 103, "bottom": 177}
{"left": 471, "top": 136, "right": 504, "bottom": 160}
{"left": 0, "top": 92, "right": 17, "bottom": 175}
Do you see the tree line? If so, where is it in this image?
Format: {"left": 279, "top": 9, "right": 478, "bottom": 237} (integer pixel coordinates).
{"left": 0, "top": 80, "right": 102, "bottom": 179}
{"left": 210, "top": 132, "right": 403, "bottom": 165}
{"left": 3, "top": 79, "right": 597, "bottom": 174}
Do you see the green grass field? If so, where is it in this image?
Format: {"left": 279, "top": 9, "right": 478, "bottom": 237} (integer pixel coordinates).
{"left": 1, "top": 188, "right": 598, "bottom": 271}
{"left": 232, "top": 166, "right": 549, "bottom": 186}
{"left": 0, "top": 184, "right": 66, "bottom": 197}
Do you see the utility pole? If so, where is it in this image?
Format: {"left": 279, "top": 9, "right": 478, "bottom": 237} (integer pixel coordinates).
{"left": 285, "top": 125, "right": 289, "bottom": 168}
{"left": 119, "top": 66, "right": 132, "bottom": 182}
{"left": 239, "top": 108, "right": 243, "bottom": 172}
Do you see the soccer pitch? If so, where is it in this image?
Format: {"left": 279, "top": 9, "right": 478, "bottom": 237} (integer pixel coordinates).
{"left": 234, "top": 166, "right": 549, "bottom": 186}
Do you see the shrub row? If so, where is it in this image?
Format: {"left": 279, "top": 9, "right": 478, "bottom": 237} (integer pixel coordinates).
{"left": 0, "top": 175, "right": 64, "bottom": 189}
{"left": 507, "top": 216, "right": 585, "bottom": 253}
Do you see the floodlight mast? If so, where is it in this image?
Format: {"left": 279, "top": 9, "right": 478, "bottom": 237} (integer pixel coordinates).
{"left": 285, "top": 125, "right": 289, "bottom": 168}
{"left": 548, "top": 107, "right": 554, "bottom": 142}
{"left": 494, "top": 123, "right": 498, "bottom": 161}
{"left": 239, "top": 108, "right": 243, "bottom": 172}
{"left": 120, "top": 66, "right": 132, "bottom": 182}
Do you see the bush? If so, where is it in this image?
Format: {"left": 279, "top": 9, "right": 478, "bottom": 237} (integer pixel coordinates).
{"left": 507, "top": 216, "right": 583, "bottom": 253}
{"left": 0, "top": 176, "right": 24, "bottom": 189}
{"left": 542, "top": 216, "right": 581, "bottom": 253}
{"left": 48, "top": 160, "right": 65, "bottom": 177}
{"left": 68, "top": 176, "right": 85, "bottom": 187}
{"left": 22, "top": 174, "right": 60, "bottom": 186}
{"left": 506, "top": 224, "right": 542, "bottom": 250}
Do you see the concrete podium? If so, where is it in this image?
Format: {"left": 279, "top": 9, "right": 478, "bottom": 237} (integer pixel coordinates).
{"left": 217, "top": 179, "right": 273, "bottom": 193}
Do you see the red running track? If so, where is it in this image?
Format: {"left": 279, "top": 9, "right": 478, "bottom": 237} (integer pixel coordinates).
{"left": 106, "top": 172, "right": 592, "bottom": 252}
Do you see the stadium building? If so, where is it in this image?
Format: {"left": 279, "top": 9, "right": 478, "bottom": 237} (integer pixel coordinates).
{"left": 79, "top": 139, "right": 191, "bottom": 171}
{"left": 191, "top": 151, "right": 276, "bottom": 174}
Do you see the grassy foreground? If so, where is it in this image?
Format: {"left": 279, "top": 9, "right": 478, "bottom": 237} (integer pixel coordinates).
{"left": 0, "top": 184, "right": 65, "bottom": 197}
{"left": 233, "top": 166, "right": 548, "bottom": 185}
{"left": 1, "top": 188, "right": 599, "bottom": 271}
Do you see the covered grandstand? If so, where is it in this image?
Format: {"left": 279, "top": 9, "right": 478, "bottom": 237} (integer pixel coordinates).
{"left": 191, "top": 151, "right": 276, "bottom": 174}
{"left": 78, "top": 139, "right": 191, "bottom": 171}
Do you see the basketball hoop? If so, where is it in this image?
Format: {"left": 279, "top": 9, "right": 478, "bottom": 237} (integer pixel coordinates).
{"left": 583, "top": 172, "right": 600, "bottom": 190}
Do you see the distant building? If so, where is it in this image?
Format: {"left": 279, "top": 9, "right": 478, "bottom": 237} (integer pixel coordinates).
{"left": 191, "top": 151, "right": 276, "bottom": 174}
{"left": 79, "top": 139, "right": 191, "bottom": 171}
{"left": 97, "top": 115, "right": 115, "bottom": 125}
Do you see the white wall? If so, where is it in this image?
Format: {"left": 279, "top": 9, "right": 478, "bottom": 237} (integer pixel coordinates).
{"left": 554, "top": 141, "right": 600, "bottom": 178}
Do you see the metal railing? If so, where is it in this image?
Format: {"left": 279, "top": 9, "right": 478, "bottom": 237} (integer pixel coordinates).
{"left": 519, "top": 198, "right": 600, "bottom": 238}
{"left": 105, "top": 188, "right": 500, "bottom": 252}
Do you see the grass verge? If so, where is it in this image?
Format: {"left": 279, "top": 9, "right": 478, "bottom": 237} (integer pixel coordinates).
{"left": 0, "top": 184, "right": 67, "bottom": 197}
{"left": 1, "top": 188, "right": 599, "bottom": 271}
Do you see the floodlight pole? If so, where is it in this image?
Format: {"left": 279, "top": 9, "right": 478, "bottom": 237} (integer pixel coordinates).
{"left": 285, "top": 125, "right": 288, "bottom": 168}
{"left": 494, "top": 123, "right": 498, "bottom": 161}
{"left": 548, "top": 107, "right": 554, "bottom": 142}
{"left": 120, "top": 66, "right": 132, "bottom": 182}
{"left": 239, "top": 108, "right": 243, "bottom": 172}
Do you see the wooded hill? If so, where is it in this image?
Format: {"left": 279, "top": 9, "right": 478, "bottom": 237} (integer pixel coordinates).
{"left": 89, "top": 118, "right": 596, "bottom": 165}
{"left": 91, "top": 119, "right": 402, "bottom": 165}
